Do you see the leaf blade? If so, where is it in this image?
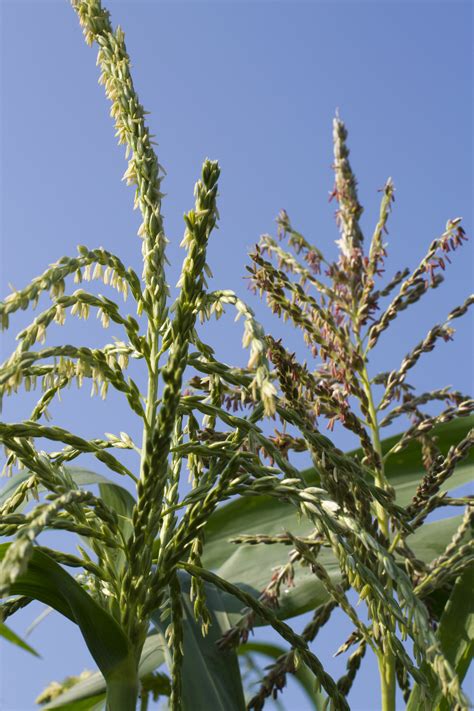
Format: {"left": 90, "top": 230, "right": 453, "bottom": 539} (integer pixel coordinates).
{"left": 201, "top": 418, "right": 473, "bottom": 621}
{"left": 406, "top": 565, "right": 474, "bottom": 711}
{"left": 203, "top": 511, "right": 463, "bottom": 622}
{"left": 0, "top": 620, "right": 40, "bottom": 657}
{"left": 0, "top": 466, "right": 134, "bottom": 513}
{"left": 300, "top": 416, "right": 474, "bottom": 506}
{"left": 43, "top": 632, "right": 166, "bottom": 709}
{"left": 0, "top": 544, "right": 134, "bottom": 688}
{"left": 151, "top": 572, "right": 246, "bottom": 711}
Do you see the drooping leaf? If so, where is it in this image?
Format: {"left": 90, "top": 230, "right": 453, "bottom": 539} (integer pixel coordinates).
{"left": 204, "top": 485, "right": 465, "bottom": 620}
{"left": 151, "top": 571, "right": 246, "bottom": 711}
{"left": 0, "top": 544, "right": 134, "bottom": 695}
{"left": 406, "top": 565, "right": 474, "bottom": 711}
{"left": 239, "top": 641, "right": 326, "bottom": 710}
{"left": 222, "top": 515, "right": 461, "bottom": 619}
{"left": 0, "top": 620, "right": 40, "bottom": 657}
{"left": 43, "top": 632, "right": 166, "bottom": 709}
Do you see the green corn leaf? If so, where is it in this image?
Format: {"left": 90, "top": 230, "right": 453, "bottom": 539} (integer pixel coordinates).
{"left": 202, "top": 418, "right": 472, "bottom": 622}
{"left": 42, "top": 631, "right": 166, "bottom": 709}
{"left": 368, "top": 415, "right": 473, "bottom": 506}
{"left": 301, "top": 415, "right": 474, "bottom": 505}
{"left": 239, "top": 641, "right": 326, "bottom": 710}
{"left": 150, "top": 572, "right": 246, "bottom": 711}
{"left": 406, "top": 565, "right": 474, "bottom": 711}
{"left": 0, "top": 620, "right": 40, "bottom": 657}
{"left": 204, "top": 417, "right": 472, "bottom": 570}
{"left": 0, "top": 544, "right": 134, "bottom": 698}
{"left": 97, "top": 482, "right": 135, "bottom": 528}
{"left": 97, "top": 482, "right": 135, "bottom": 574}
{"left": 42, "top": 695, "right": 106, "bottom": 711}
{"left": 204, "top": 510, "right": 462, "bottom": 621}
{"left": 0, "top": 466, "right": 135, "bottom": 514}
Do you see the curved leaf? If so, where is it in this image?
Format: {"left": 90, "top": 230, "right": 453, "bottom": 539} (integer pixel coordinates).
{"left": 0, "top": 466, "right": 134, "bottom": 514}
{"left": 204, "top": 510, "right": 462, "bottom": 621}
{"left": 0, "top": 544, "right": 134, "bottom": 692}
{"left": 0, "top": 620, "right": 40, "bottom": 657}
{"left": 377, "top": 416, "right": 473, "bottom": 506}
{"left": 201, "top": 417, "right": 472, "bottom": 622}
{"left": 43, "top": 632, "right": 166, "bottom": 709}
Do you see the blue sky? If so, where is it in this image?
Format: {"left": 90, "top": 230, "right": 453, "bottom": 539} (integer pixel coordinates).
{"left": 1, "top": 1, "right": 472, "bottom": 709}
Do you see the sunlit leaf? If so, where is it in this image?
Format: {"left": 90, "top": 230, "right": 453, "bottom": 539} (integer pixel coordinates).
{"left": 300, "top": 416, "right": 474, "bottom": 506}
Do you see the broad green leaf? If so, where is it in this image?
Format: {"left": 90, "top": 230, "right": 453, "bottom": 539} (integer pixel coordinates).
{"left": 403, "top": 515, "right": 468, "bottom": 562}
{"left": 406, "top": 565, "right": 474, "bottom": 711}
{"left": 0, "top": 466, "right": 134, "bottom": 514}
{"left": 377, "top": 415, "right": 473, "bottom": 506}
{"left": 43, "top": 632, "right": 166, "bottom": 709}
{"left": 203, "top": 507, "right": 463, "bottom": 622}
{"left": 97, "top": 482, "right": 135, "bottom": 528}
{"left": 300, "top": 415, "right": 474, "bottom": 506}
{"left": 202, "top": 417, "right": 472, "bottom": 622}
{"left": 97, "top": 482, "right": 135, "bottom": 573}
{"left": 203, "top": 493, "right": 338, "bottom": 620}
{"left": 0, "top": 620, "right": 40, "bottom": 657}
{"left": 151, "top": 572, "right": 246, "bottom": 711}
{"left": 240, "top": 641, "right": 326, "bottom": 710}
{"left": 0, "top": 544, "right": 134, "bottom": 694}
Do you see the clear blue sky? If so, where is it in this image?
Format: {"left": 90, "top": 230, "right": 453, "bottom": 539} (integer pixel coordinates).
{"left": 1, "top": 1, "right": 472, "bottom": 709}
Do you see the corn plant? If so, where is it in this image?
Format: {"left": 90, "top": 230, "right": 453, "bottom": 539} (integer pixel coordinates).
{"left": 1, "top": 2, "right": 472, "bottom": 711}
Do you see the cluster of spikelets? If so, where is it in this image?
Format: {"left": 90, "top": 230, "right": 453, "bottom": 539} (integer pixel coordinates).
{"left": 0, "top": 1, "right": 472, "bottom": 710}
{"left": 209, "top": 116, "right": 473, "bottom": 709}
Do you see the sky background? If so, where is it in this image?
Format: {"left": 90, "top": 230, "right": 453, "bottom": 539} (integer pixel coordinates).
{"left": 1, "top": 0, "right": 472, "bottom": 709}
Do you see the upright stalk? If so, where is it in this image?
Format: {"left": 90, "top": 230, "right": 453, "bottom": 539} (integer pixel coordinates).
{"left": 139, "top": 318, "right": 160, "bottom": 480}
{"left": 359, "top": 362, "right": 396, "bottom": 711}
{"left": 105, "top": 660, "right": 140, "bottom": 711}
{"left": 140, "top": 688, "right": 150, "bottom": 711}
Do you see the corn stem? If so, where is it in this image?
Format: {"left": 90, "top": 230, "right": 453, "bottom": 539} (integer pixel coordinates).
{"left": 360, "top": 362, "right": 396, "bottom": 711}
